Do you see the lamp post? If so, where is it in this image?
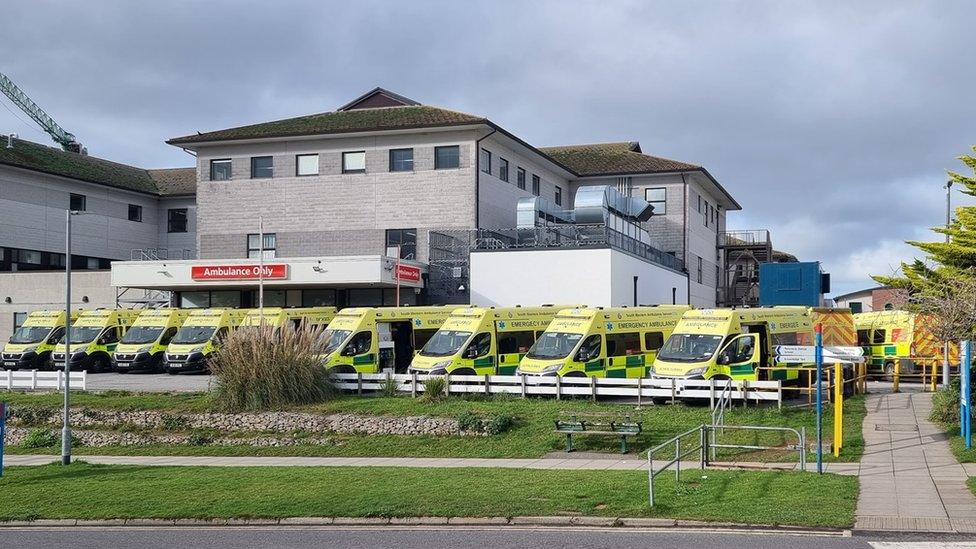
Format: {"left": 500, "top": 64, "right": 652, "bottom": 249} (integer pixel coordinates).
{"left": 257, "top": 216, "right": 264, "bottom": 322}
{"left": 62, "top": 209, "right": 85, "bottom": 465}
{"left": 944, "top": 181, "right": 953, "bottom": 387}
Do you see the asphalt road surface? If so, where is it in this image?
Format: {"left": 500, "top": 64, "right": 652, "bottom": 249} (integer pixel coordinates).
{"left": 84, "top": 371, "right": 211, "bottom": 392}
{"left": 0, "top": 527, "right": 973, "bottom": 549}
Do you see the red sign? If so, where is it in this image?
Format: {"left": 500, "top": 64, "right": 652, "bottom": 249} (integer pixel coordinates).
{"left": 394, "top": 264, "right": 422, "bottom": 283}
{"left": 191, "top": 264, "right": 288, "bottom": 281}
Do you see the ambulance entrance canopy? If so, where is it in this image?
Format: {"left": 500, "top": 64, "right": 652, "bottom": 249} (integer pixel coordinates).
{"left": 111, "top": 255, "right": 426, "bottom": 308}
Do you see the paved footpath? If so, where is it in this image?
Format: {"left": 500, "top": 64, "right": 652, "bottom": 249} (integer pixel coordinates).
{"left": 855, "top": 390, "right": 976, "bottom": 533}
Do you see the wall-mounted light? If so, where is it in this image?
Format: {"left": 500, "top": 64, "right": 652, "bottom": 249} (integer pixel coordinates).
{"left": 3, "top": 297, "right": 11, "bottom": 304}
{"left": 81, "top": 296, "right": 89, "bottom": 303}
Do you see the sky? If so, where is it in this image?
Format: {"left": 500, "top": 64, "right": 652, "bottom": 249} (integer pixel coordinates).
{"left": 1, "top": 1, "right": 974, "bottom": 296}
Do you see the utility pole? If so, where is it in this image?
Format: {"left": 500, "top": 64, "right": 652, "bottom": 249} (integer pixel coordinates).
{"left": 944, "top": 181, "right": 953, "bottom": 387}
{"left": 62, "top": 210, "right": 73, "bottom": 465}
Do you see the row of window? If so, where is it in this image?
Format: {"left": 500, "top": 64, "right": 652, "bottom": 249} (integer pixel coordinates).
{"left": 479, "top": 149, "right": 558, "bottom": 205}
{"left": 0, "top": 246, "right": 112, "bottom": 272}
{"left": 209, "top": 145, "right": 462, "bottom": 181}
{"left": 698, "top": 194, "right": 718, "bottom": 228}
{"left": 175, "top": 287, "right": 417, "bottom": 309}
{"left": 244, "top": 228, "right": 416, "bottom": 261}
{"left": 66, "top": 192, "right": 190, "bottom": 231}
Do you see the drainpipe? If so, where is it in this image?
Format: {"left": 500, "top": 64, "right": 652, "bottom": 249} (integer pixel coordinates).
{"left": 474, "top": 128, "right": 497, "bottom": 229}
{"left": 681, "top": 173, "right": 690, "bottom": 305}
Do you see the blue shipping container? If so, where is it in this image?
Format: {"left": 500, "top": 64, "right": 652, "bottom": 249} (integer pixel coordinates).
{"left": 758, "top": 262, "right": 826, "bottom": 306}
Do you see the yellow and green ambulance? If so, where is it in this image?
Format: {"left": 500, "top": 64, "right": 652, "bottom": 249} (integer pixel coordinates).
{"left": 113, "top": 309, "right": 190, "bottom": 373}
{"left": 409, "top": 306, "right": 567, "bottom": 376}
{"left": 322, "top": 306, "right": 456, "bottom": 374}
{"left": 164, "top": 308, "right": 248, "bottom": 374}
{"left": 516, "top": 306, "right": 690, "bottom": 377}
{"left": 238, "top": 307, "right": 337, "bottom": 331}
{"left": 854, "top": 310, "right": 956, "bottom": 377}
{"left": 52, "top": 309, "right": 141, "bottom": 372}
{"left": 2, "top": 310, "right": 79, "bottom": 370}
{"left": 652, "top": 306, "right": 814, "bottom": 381}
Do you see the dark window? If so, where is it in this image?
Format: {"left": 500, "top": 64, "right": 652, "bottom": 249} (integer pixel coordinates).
{"left": 497, "top": 330, "right": 535, "bottom": 354}
{"left": 13, "top": 312, "right": 28, "bottom": 330}
{"left": 296, "top": 154, "right": 319, "bottom": 176}
{"left": 856, "top": 329, "right": 871, "bottom": 346}
{"left": 554, "top": 186, "right": 563, "bottom": 206}
{"left": 772, "top": 332, "right": 799, "bottom": 346}
{"left": 101, "top": 326, "right": 120, "bottom": 344}
{"left": 69, "top": 193, "right": 86, "bottom": 211}
{"left": 389, "top": 148, "right": 414, "bottom": 172}
{"left": 531, "top": 174, "right": 540, "bottom": 195}
{"left": 160, "top": 327, "right": 178, "bottom": 345}
{"left": 414, "top": 328, "right": 439, "bottom": 350}
{"left": 499, "top": 158, "right": 509, "bottom": 182}
{"left": 251, "top": 156, "right": 273, "bottom": 179}
{"left": 850, "top": 302, "right": 863, "bottom": 314}
{"left": 606, "top": 332, "right": 641, "bottom": 357}
{"left": 697, "top": 256, "right": 703, "bottom": 284}
{"left": 575, "top": 334, "right": 602, "bottom": 362}
{"left": 872, "top": 329, "right": 887, "bottom": 344}
{"left": 480, "top": 148, "right": 491, "bottom": 174}
{"left": 247, "top": 233, "right": 276, "bottom": 259}
{"left": 645, "top": 187, "right": 666, "bottom": 215}
{"left": 517, "top": 167, "right": 526, "bottom": 190}
{"left": 386, "top": 228, "right": 417, "bottom": 260}
{"left": 301, "top": 289, "right": 337, "bottom": 307}
{"left": 434, "top": 146, "right": 460, "bottom": 169}
{"left": 128, "top": 204, "right": 143, "bottom": 222}
{"left": 342, "top": 331, "right": 372, "bottom": 356}
{"left": 465, "top": 332, "right": 492, "bottom": 358}
{"left": 342, "top": 151, "right": 366, "bottom": 173}
{"left": 644, "top": 332, "right": 665, "bottom": 351}
{"left": 167, "top": 208, "right": 188, "bottom": 233}
{"left": 210, "top": 159, "right": 232, "bottom": 180}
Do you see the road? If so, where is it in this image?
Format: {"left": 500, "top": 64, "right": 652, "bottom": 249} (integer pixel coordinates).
{"left": 84, "top": 371, "right": 211, "bottom": 392}
{"left": 0, "top": 527, "right": 973, "bottom": 549}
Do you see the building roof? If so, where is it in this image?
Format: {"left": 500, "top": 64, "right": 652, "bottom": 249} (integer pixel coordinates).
{"left": 0, "top": 135, "right": 192, "bottom": 196}
{"left": 168, "top": 104, "right": 487, "bottom": 145}
{"left": 539, "top": 141, "right": 701, "bottom": 176}
{"left": 148, "top": 167, "right": 197, "bottom": 196}
{"left": 832, "top": 286, "right": 891, "bottom": 302}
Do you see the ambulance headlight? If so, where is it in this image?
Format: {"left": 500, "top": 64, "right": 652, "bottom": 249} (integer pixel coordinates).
{"left": 191, "top": 346, "right": 205, "bottom": 354}
{"left": 138, "top": 346, "right": 152, "bottom": 355}
{"left": 684, "top": 367, "right": 708, "bottom": 377}
{"left": 539, "top": 363, "right": 563, "bottom": 375}
{"left": 21, "top": 346, "right": 37, "bottom": 354}
{"left": 428, "top": 360, "right": 452, "bottom": 374}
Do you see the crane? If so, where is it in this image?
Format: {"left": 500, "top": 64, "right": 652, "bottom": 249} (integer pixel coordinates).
{"left": 0, "top": 71, "right": 84, "bottom": 154}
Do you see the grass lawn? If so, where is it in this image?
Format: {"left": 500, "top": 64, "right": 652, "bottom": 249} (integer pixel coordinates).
{"left": 0, "top": 391, "right": 866, "bottom": 462}
{"left": 0, "top": 463, "right": 858, "bottom": 527}
{"left": 969, "top": 477, "right": 976, "bottom": 496}
{"left": 950, "top": 436, "right": 976, "bottom": 463}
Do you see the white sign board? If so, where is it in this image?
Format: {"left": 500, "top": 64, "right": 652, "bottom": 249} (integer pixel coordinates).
{"left": 774, "top": 345, "right": 865, "bottom": 364}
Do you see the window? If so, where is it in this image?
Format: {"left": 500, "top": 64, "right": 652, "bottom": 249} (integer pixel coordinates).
{"left": 342, "top": 331, "right": 372, "bottom": 356}
{"left": 69, "top": 193, "right": 86, "bottom": 211}
{"left": 772, "top": 332, "right": 799, "bottom": 346}
{"left": 497, "top": 331, "right": 536, "bottom": 354}
{"left": 644, "top": 187, "right": 666, "bottom": 215}
{"left": 531, "top": 174, "right": 540, "bottom": 196}
{"left": 606, "top": 332, "right": 641, "bottom": 357}
{"left": 342, "top": 151, "right": 366, "bottom": 173}
{"left": 128, "top": 204, "right": 143, "bottom": 222}
{"left": 499, "top": 158, "right": 509, "bottom": 182}
{"left": 697, "top": 256, "right": 703, "bottom": 284}
{"left": 13, "top": 312, "right": 28, "bottom": 330}
{"left": 210, "top": 159, "right": 232, "bottom": 180}
{"left": 389, "top": 148, "right": 414, "bottom": 172}
{"left": 850, "top": 302, "right": 864, "bottom": 314}
{"left": 250, "top": 156, "right": 273, "bottom": 179}
{"left": 644, "top": 332, "right": 665, "bottom": 351}
{"left": 480, "top": 148, "right": 491, "bottom": 174}
{"left": 465, "top": 332, "right": 492, "bottom": 358}
{"left": 872, "top": 329, "right": 887, "bottom": 345}
{"left": 302, "top": 289, "right": 337, "bottom": 307}
{"left": 247, "top": 233, "right": 277, "bottom": 259}
{"left": 856, "top": 329, "right": 871, "bottom": 346}
{"left": 434, "top": 145, "right": 460, "bottom": 169}
{"left": 167, "top": 208, "right": 188, "bottom": 233}
{"left": 386, "top": 228, "right": 417, "bottom": 260}
{"left": 554, "top": 185, "right": 563, "bottom": 206}
{"left": 517, "top": 167, "right": 526, "bottom": 190}
{"left": 296, "top": 154, "right": 319, "bottom": 176}
{"left": 703, "top": 199, "right": 710, "bottom": 226}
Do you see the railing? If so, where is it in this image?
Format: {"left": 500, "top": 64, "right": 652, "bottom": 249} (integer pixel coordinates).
{"left": 130, "top": 248, "right": 192, "bottom": 261}
{"left": 1, "top": 370, "right": 86, "bottom": 391}
{"left": 331, "top": 373, "right": 782, "bottom": 408}
{"left": 647, "top": 423, "right": 806, "bottom": 506}
{"left": 470, "top": 225, "right": 685, "bottom": 272}
{"left": 710, "top": 379, "right": 733, "bottom": 461}
{"left": 718, "top": 230, "right": 771, "bottom": 247}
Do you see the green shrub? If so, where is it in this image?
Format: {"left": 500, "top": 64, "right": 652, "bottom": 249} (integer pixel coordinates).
{"left": 160, "top": 413, "right": 187, "bottom": 431}
{"left": 208, "top": 324, "right": 336, "bottom": 412}
{"left": 380, "top": 376, "right": 400, "bottom": 398}
{"left": 930, "top": 370, "right": 976, "bottom": 428}
{"left": 186, "top": 432, "right": 212, "bottom": 446}
{"left": 457, "top": 411, "right": 483, "bottom": 432}
{"left": 20, "top": 428, "right": 58, "bottom": 449}
{"left": 486, "top": 413, "right": 516, "bottom": 435}
{"left": 10, "top": 405, "right": 54, "bottom": 427}
{"left": 422, "top": 376, "right": 446, "bottom": 402}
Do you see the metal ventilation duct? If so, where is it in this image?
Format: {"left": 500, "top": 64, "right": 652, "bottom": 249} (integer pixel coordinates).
{"left": 516, "top": 196, "right": 573, "bottom": 229}
{"left": 574, "top": 185, "right": 653, "bottom": 224}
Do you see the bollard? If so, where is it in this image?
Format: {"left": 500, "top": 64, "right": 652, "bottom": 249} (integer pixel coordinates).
{"left": 834, "top": 363, "right": 843, "bottom": 457}
{"left": 893, "top": 362, "right": 900, "bottom": 393}
{"left": 931, "top": 360, "right": 938, "bottom": 393}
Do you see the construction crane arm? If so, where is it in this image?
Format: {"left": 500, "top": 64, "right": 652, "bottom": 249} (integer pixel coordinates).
{"left": 0, "top": 72, "right": 83, "bottom": 153}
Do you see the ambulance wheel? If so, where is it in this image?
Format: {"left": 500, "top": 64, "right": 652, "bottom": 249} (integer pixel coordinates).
{"left": 451, "top": 368, "right": 477, "bottom": 376}
{"left": 331, "top": 366, "right": 356, "bottom": 375}
{"left": 563, "top": 371, "right": 586, "bottom": 377}
{"left": 91, "top": 355, "right": 110, "bottom": 373}
{"left": 884, "top": 361, "right": 896, "bottom": 382}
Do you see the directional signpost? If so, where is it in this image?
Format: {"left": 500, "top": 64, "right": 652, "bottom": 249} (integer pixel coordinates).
{"left": 774, "top": 334, "right": 865, "bottom": 474}
{"left": 962, "top": 341, "right": 971, "bottom": 450}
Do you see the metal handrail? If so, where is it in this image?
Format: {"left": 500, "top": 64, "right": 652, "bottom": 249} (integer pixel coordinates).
{"left": 710, "top": 379, "right": 733, "bottom": 461}
{"left": 708, "top": 424, "right": 806, "bottom": 471}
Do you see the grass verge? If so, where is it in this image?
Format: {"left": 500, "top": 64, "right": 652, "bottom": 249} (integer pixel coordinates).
{"left": 0, "top": 391, "right": 867, "bottom": 462}
{"left": 950, "top": 436, "right": 976, "bottom": 463}
{"left": 0, "top": 463, "right": 858, "bottom": 527}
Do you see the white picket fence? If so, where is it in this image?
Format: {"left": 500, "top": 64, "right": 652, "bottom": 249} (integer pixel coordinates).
{"left": 1, "top": 369, "right": 87, "bottom": 391}
{"left": 332, "top": 373, "right": 782, "bottom": 408}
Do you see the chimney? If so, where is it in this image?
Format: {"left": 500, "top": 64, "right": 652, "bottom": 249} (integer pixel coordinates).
{"left": 6, "top": 133, "right": 16, "bottom": 149}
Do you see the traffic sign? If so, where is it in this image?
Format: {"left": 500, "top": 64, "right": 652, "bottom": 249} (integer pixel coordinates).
{"left": 774, "top": 345, "right": 865, "bottom": 364}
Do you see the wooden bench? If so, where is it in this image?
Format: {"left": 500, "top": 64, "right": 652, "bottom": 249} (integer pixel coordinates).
{"left": 554, "top": 412, "right": 643, "bottom": 454}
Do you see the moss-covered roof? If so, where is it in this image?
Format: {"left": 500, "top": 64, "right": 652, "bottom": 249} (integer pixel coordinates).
{"left": 539, "top": 142, "right": 700, "bottom": 177}
{"left": 148, "top": 168, "right": 197, "bottom": 196}
{"left": 0, "top": 136, "right": 192, "bottom": 196}
{"left": 168, "top": 105, "right": 487, "bottom": 145}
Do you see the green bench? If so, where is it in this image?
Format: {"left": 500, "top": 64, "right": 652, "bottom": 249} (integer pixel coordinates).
{"left": 554, "top": 412, "right": 643, "bottom": 454}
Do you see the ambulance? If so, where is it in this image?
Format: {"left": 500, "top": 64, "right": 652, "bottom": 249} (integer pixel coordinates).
{"left": 809, "top": 307, "right": 857, "bottom": 346}
{"left": 52, "top": 309, "right": 141, "bottom": 372}
{"left": 652, "top": 306, "right": 814, "bottom": 381}
{"left": 321, "top": 306, "right": 456, "bottom": 374}
{"left": 2, "top": 310, "right": 79, "bottom": 370}
{"left": 238, "top": 307, "right": 337, "bottom": 330}
{"left": 409, "top": 306, "right": 568, "bottom": 376}
{"left": 113, "top": 309, "right": 190, "bottom": 373}
{"left": 164, "top": 308, "right": 248, "bottom": 374}
{"left": 516, "top": 306, "right": 691, "bottom": 377}
{"left": 854, "top": 310, "right": 956, "bottom": 377}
